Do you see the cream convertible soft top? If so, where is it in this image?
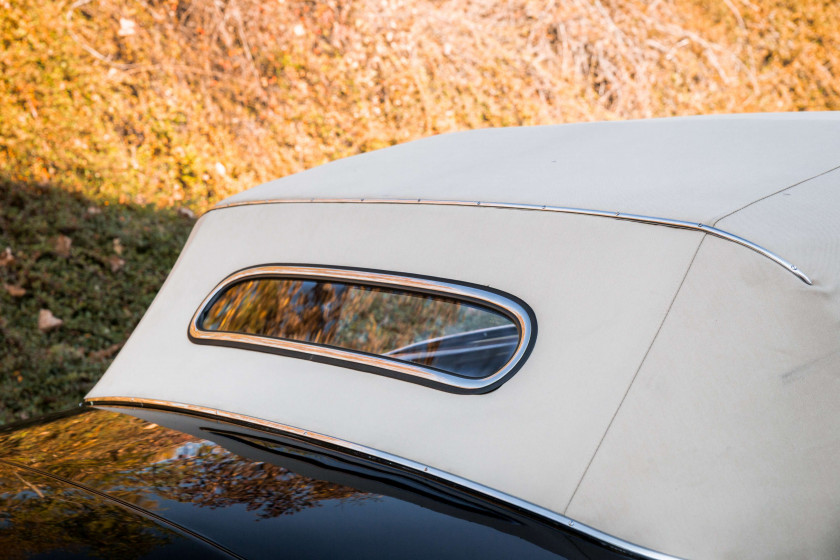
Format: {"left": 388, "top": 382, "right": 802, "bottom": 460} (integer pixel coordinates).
{"left": 89, "top": 113, "right": 840, "bottom": 559}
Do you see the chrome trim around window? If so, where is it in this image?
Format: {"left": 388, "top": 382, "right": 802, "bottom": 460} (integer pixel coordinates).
{"left": 84, "top": 396, "right": 685, "bottom": 560}
{"left": 188, "top": 265, "right": 535, "bottom": 394}
{"left": 208, "top": 198, "right": 812, "bottom": 285}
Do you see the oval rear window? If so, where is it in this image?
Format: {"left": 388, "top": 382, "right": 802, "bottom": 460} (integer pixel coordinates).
{"left": 189, "top": 266, "right": 535, "bottom": 393}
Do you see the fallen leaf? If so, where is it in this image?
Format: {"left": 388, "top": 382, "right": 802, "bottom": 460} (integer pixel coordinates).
{"left": 89, "top": 342, "right": 123, "bottom": 361}
{"left": 38, "top": 309, "right": 63, "bottom": 332}
{"left": 177, "top": 207, "right": 196, "bottom": 219}
{"left": 108, "top": 255, "right": 126, "bottom": 272}
{"left": 113, "top": 237, "right": 124, "bottom": 255}
{"left": 53, "top": 235, "right": 72, "bottom": 258}
{"left": 0, "top": 247, "right": 13, "bottom": 266}
{"left": 4, "top": 284, "right": 26, "bottom": 297}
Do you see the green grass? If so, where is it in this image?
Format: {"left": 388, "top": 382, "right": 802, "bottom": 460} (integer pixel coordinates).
{"left": 0, "top": 179, "right": 194, "bottom": 424}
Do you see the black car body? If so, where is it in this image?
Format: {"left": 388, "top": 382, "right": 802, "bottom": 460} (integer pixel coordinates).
{"left": 0, "top": 406, "right": 641, "bottom": 559}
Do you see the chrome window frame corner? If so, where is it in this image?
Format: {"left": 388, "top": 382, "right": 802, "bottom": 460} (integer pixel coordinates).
{"left": 188, "top": 265, "right": 537, "bottom": 394}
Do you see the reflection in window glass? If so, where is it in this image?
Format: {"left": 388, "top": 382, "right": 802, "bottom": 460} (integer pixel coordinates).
{"left": 199, "top": 278, "right": 519, "bottom": 379}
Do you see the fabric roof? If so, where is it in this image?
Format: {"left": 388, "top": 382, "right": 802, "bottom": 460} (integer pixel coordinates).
{"left": 91, "top": 113, "right": 840, "bottom": 558}
{"left": 220, "top": 112, "right": 840, "bottom": 227}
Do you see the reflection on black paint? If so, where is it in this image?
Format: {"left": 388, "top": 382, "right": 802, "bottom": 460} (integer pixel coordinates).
{"left": 0, "top": 409, "right": 639, "bottom": 560}
{"left": 0, "top": 410, "right": 369, "bottom": 559}
{"left": 0, "top": 465, "right": 228, "bottom": 560}
{"left": 200, "top": 278, "right": 518, "bottom": 378}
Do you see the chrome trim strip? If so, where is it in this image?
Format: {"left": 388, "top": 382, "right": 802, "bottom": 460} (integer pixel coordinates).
{"left": 209, "top": 198, "right": 812, "bottom": 284}
{"left": 85, "top": 396, "right": 685, "bottom": 560}
{"left": 188, "top": 265, "right": 534, "bottom": 393}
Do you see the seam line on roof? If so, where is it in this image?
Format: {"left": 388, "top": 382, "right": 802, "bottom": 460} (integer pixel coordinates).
{"left": 712, "top": 163, "right": 840, "bottom": 226}
{"left": 562, "top": 235, "right": 706, "bottom": 516}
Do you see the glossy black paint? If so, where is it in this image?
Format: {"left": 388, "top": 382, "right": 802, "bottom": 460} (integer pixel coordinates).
{"left": 0, "top": 462, "right": 233, "bottom": 560}
{"left": 0, "top": 408, "right": 640, "bottom": 559}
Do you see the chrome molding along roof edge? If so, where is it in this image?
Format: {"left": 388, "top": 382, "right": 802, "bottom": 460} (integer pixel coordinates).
{"left": 188, "top": 265, "right": 535, "bottom": 394}
{"left": 208, "top": 198, "right": 812, "bottom": 285}
{"left": 85, "top": 396, "right": 685, "bottom": 560}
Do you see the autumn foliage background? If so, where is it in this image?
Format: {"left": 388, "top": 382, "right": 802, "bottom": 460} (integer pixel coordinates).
{"left": 1, "top": 0, "right": 838, "bottom": 422}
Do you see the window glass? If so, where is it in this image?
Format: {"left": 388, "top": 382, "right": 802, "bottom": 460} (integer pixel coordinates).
{"left": 199, "top": 278, "right": 519, "bottom": 379}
